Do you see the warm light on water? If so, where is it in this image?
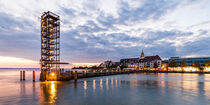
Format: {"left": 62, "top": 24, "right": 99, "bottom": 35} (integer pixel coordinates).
{"left": 1, "top": 69, "right": 210, "bottom": 105}
{"left": 48, "top": 81, "right": 57, "bottom": 104}
{"left": 84, "top": 80, "right": 87, "bottom": 90}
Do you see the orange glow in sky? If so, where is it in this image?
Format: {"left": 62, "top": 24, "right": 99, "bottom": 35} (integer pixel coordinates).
{"left": 0, "top": 56, "right": 100, "bottom": 68}
{"left": 71, "top": 63, "right": 100, "bottom": 67}
{"left": 0, "top": 56, "right": 39, "bottom": 68}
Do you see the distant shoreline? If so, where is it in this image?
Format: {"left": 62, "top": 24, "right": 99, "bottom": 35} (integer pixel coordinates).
{"left": 139, "top": 70, "right": 210, "bottom": 74}
{"left": 0, "top": 68, "right": 39, "bottom": 69}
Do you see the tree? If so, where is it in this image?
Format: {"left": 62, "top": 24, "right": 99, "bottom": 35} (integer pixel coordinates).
{"left": 180, "top": 60, "right": 187, "bottom": 67}
{"left": 154, "top": 62, "right": 159, "bottom": 68}
{"left": 192, "top": 61, "right": 200, "bottom": 68}
{"left": 169, "top": 59, "right": 178, "bottom": 67}
{"left": 120, "top": 65, "right": 127, "bottom": 70}
{"left": 91, "top": 65, "right": 97, "bottom": 70}
{"left": 111, "top": 64, "right": 117, "bottom": 69}
{"left": 205, "top": 60, "right": 210, "bottom": 67}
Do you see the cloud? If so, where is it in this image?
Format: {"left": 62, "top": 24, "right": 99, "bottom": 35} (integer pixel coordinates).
{"left": 0, "top": 0, "right": 210, "bottom": 67}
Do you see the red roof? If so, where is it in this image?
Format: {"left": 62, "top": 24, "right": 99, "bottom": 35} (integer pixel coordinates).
{"left": 141, "top": 55, "right": 161, "bottom": 62}
{"left": 120, "top": 55, "right": 161, "bottom": 63}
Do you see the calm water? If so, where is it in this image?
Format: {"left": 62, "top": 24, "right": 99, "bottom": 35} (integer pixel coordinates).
{"left": 0, "top": 69, "right": 210, "bottom": 105}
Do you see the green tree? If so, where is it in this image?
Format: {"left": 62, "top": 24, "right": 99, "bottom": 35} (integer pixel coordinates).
{"left": 120, "top": 65, "right": 127, "bottom": 70}
{"left": 192, "top": 61, "right": 200, "bottom": 68}
{"left": 154, "top": 62, "right": 159, "bottom": 68}
{"left": 205, "top": 60, "right": 210, "bottom": 67}
{"left": 180, "top": 60, "right": 187, "bottom": 67}
{"left": 169, "top": 59, "right": 178, "bottom": 67}
{"left": 108, "top": 64, "right": 115, "bottom": 70}
{"left": 91, "top": 65, "right": 97, "bottom": 70}
{"left": 112, "top": 64, "right": 117, "bottom": 69}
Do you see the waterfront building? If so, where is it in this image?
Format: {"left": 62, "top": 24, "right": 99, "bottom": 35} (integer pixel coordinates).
{"left": 99, "top": 61, "right": 120, "bottom": 69}
{"left": 139, "top": 55, "right": 162, "bottom": 68}
{"left": 120, "top": 50, "right": 162, "bottom": 69}
{"left": 168, "top": 57, "right": 210, "bottom": 66}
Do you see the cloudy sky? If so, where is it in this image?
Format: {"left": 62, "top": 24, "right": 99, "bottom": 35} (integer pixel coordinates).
{"left": 0, "top": 0, "right": 210, "bottom": 68}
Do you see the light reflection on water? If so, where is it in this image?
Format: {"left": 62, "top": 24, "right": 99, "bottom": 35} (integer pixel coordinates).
{"left": 40, "top": 81, "right": 57, "bottom": 104}
{"left": 0, "top": 69, "right": 210, "bottom": 105}
{"left": 93, "top": 80, "right": 96, "bottom": 93}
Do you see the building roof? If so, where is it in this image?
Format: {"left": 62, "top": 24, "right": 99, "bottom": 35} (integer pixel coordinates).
{"left": 120, "top": 55, "right": 161, "bottom": 63}
{"left": 140, "top": 55, "right": 161, "bottom": 62}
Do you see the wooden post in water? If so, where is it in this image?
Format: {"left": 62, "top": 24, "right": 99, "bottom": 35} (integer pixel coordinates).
{"left": 20, "top": 71, "right": 23, "bottom": 81}
{"left": 33, "top": 71, "right": 35, "bottom": 82}
{"left": 23, "top": 71, "right": 25, "bottom": 80}
{"left": 74, "top": 71, "right": 77, "bottom": 82}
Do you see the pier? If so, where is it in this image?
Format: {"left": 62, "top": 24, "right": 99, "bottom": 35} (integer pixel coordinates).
{"left": 47, "top": 69, "right": 135, "bottom": 81}
{"left": 42, "top": 69, "right": 210, "bottom": 81}
{"left": 20, "top": 69, "right": 210, "bottom": 81}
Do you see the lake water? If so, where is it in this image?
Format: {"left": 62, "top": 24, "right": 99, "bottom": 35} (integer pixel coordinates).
{"left": 0, "top": 69, "right": 210, "bottom": 105}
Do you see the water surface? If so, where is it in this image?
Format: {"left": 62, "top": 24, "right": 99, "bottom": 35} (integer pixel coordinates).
{"left": 0, "top": 69, "right": 210, "bottom": 105}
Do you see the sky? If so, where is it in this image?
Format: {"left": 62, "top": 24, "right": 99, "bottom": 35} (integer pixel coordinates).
{"left": 0, "top": 0, "right": 210, "bottom": 68}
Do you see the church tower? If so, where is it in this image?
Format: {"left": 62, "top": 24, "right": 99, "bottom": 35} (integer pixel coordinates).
{"left": 140, "top": 50, "right": 144, "bottom": 59}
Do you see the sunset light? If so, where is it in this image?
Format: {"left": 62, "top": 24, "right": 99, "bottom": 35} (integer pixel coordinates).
{"left": 0, "top": 56, "right": 38, "bottom": 68}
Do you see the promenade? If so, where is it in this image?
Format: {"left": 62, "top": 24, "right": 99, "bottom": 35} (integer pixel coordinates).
{"left": 57, "top": 69, "right": 210, "bottom": 81}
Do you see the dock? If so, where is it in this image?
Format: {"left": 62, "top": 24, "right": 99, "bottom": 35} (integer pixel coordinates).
{"left": 20, "top": 69, "right": 210, "bottom": 81}
{"left": 60, "top": 70, "right": 210, "bottom": 81}
{"left": 58, "top": 69, "right": 137, "bottom": 81}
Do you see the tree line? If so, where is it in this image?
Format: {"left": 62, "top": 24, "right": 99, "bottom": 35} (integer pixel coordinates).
{"left": 169, "top": 59, "right": 210, "bottom": 69}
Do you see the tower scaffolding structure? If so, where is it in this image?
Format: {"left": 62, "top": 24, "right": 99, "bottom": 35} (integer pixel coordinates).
{"left": 40, "top": 11, "right": 68, "bottom": 81}
{"left": 40, "top": 11, "right": 66, "bottom": 81}
{"left": 41, "top": 11, "right": 60, "bottom": 72}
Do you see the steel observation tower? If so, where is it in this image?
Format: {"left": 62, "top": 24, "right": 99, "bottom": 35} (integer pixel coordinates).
{"left": 40, "top": 11, "right": 68, "bottom": 81}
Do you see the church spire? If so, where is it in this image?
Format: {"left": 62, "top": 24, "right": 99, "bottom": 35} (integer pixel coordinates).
{"left": 140, "top": 49, "right": 144, "bottom": 59}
